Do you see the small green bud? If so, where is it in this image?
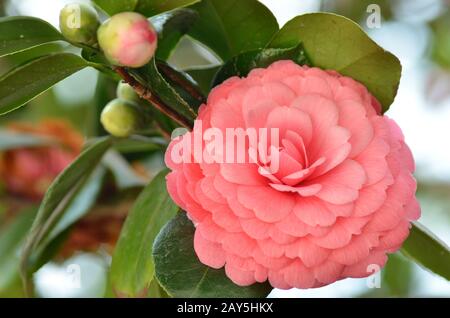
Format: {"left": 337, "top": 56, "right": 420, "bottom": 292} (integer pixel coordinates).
{"left": 117, "top": 81, "right": 141, "bottom": 104}
{"left": 59, "top": 3, "right": 100, "bottom": 46}
{"left": 101, "top": 99, "right": 142, "bottom": 138}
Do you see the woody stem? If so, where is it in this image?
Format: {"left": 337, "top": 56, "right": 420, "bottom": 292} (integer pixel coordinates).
{"left": 115, "top": 67, "right": 194, "bottom": 130}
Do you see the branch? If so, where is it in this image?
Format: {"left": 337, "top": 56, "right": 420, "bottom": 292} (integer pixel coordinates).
{"left": 115, "top": 67, "right": 193, "bottom": 130}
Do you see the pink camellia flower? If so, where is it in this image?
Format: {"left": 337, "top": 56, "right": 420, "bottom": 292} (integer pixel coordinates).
{"left": 165, "top": 60, "right": 420, "bottom": 289}
{"left": 97, "top": 12, "right": 157, "bottom": 68}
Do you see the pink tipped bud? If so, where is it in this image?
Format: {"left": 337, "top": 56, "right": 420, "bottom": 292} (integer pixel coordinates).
{"left": 97, "top": 12, "right": 158, "bottom": 68}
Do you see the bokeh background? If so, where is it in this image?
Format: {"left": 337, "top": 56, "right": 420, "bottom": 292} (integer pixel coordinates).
{"left": 0, "top": 0, "right": 449, "bottom": 297}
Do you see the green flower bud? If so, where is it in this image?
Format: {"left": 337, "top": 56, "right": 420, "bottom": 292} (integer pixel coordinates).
{"left": 101, "top": 99, "right": 143, "bottom": 138}
{"left": 117, "top": 81, "right": 141, "bottom": 104}
{"left": 59, "top": 3, "right": 100, "bottom": 46}
{"left": 97, "top": 12, "right": 158, "bottom": 68}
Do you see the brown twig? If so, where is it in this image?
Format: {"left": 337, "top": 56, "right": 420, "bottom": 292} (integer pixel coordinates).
{"left": 157, "top": 62, "right": 206, "bottom": 104}
{"left": 115, "top": 67, "right": 193, "bottom": 130}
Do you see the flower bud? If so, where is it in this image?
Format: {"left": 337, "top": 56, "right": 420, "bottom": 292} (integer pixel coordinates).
{"left": 59, "top": 3, "right": 100, "bottom": 46}
{"left": 117, "top": 81, "right": 141, "bottom": 104}
{"left": 101, "top": 99, "right": 142, "bottom": 137}
{"left": 97, "top": 12, "right": 158, "bottom": 68}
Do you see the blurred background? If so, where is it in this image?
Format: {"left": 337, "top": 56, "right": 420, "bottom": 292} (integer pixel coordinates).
{"left": 0, "top": 0, "right": 449, "bottom": 298}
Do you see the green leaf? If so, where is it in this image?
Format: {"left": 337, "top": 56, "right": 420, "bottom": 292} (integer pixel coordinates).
{"left": 0, "top": 207, "right": 37, "bottom": 293}
{"left": 382, "top": 253, "right": 415, "bottom": 297}
{"left": 185, "top": 65, "right": 220, "bottom": 95}
{"left": 147, "top": 279, "right": 170, "bottom": 298}
{"left": 20, "top": 137, "right": 111, "bottom": 282}
{"left": 92, "top": 0, "right": 200, "bottom": 17}
{"left": 431, "top": 11, "right": 450, "bottom": 69}
{"left": 0, "top": 130, "right": 54, "bottom": 151}
{"left": 29, "top": 137, "right": 111, "bottom": 242}
{"left": 0, "top": 276, "right": 25, "bottom": 298}
{"left": 401, "top": 222, "right": 450, "bottom": 281}
{"left": 153, "top": 213, "right": 273, "bottom": 298}
{"left": 103, "top": 150, "right": 147, "bottom": 190}
{"left": 130, "top": 59, "right": 196, "bottom": 125}
{"left": 136, "top": 0, "right": 200, "bottom": 17}
{"left": 0, "top": 206, "right": 70, "bottom": 297}
{"left": 151, "top": 8, "right": 199, "bottom": 60}
{"left": 110, "top": 169, "right": 179, "bottom": 297}
{"left": 268, "top": 13, "right": 401, "bottom": 112}
{"left": 0, "top": 208, "right": 77, "bottom": 297}
{"left": 90, "top": 73, "right": 120, "bottom": 136}
{"left": 92, "top": 0, "right": 138, "bottom": 15}
{"left": 0, "top": 53, "right": 89, "bottom": 115}
{"left": 43, "top": 166, "right": 106, "bottom": 247}
{"left": 81, "top": 47, "right": 110, "bottom": 66}
{"left": 0, "top": 16, "right": 64, "bottom": 58}
{"left": 147, "top": 106, "right": 182, "bottom": 133}
{"left": 187, "top": 0, "right": 279, "bottom": 61}
{"left": 113, "top": 135, "right": 167, "bottom": 154}
{"left": 213, "top": 44, "right": 311, "bottom": 87}
{"left": 81, "top": 47, "right": 121, "bottom": 80}
{"left": 157, "top": 60, "right": 205, "bottom": 109}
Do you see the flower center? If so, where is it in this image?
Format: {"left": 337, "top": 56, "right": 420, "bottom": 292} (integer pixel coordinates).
{"left": 254, "top": 131, "right": 325, "bottom": 196}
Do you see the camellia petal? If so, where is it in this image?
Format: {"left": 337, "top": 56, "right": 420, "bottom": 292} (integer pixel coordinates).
{"left": 165, "top": 60, "right": 420, "bottom": 289}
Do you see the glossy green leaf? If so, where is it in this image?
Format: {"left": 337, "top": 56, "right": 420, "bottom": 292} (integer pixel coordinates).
{"left": 110, "top": 169, "right": 179, "bottom": 297}
{"left": 0, "top": 130, "right": 54, "bottom": 151}
{"left": 401, "top": 223, "right": 450, "bottom": 281}
{"left": 20, "top": 137, "right": 112, "bottom": 281}
{"left": 136, "top": 0, "right": 200, "bottom": 17}
{"left": 268, "top": 13, "right": 401, "bottom": 112}
{"left": 153, "top": 213, "right": 273, "bottom": 298}
{"left": 157, "top": 60, "right": 205, "bottom": 109}
{"left": 187, "top": 0, "right": 279, "bottom": 61}
{"left": 151, "top": 8, "right": 199, "bottom": 60}
{"left": 213, "top": 44, "right": 311, "bottom": 87}
{"left": 0, "top": 16, "right": 64, "bottom": 58}
{"left": 0, "top": 53, "right": 89, "bottom": 115}
{"left": 93, "top": 0, "right": 200, "bottom": 17}
{"left": 92, "top": 0, "right": 138, "bottom": 15}
{"left": 186, "top": 65, "right": 220, "bottom": 95}
{"left": 130, "top": 59, "right": 196, "bottom": 125}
